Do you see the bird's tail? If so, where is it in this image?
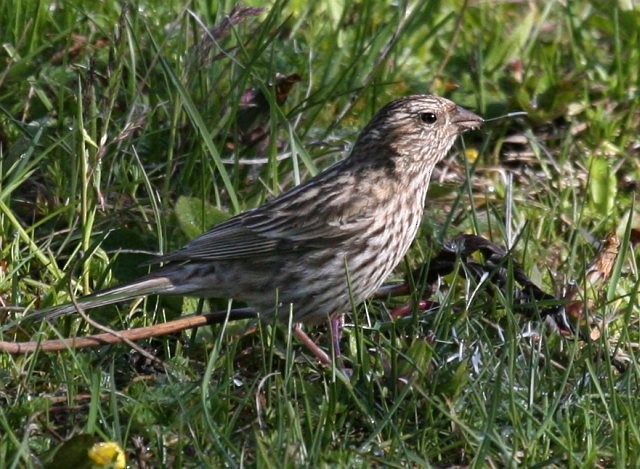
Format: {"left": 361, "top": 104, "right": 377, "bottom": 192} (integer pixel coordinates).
{"left": 25, "top": 273, "right": 178, "bottom": 322}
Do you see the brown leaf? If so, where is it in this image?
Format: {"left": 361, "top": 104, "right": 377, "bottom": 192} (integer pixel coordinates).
{"left": 585, "top": 232, "right": 620, "bottom": 285}
{"left": 563, "top": 232, "right": 620, "bottom": 340}
{"left": 51, "top": 34, "right": 109, "bottom": 63}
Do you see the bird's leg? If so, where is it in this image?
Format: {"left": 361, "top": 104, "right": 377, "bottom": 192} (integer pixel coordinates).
{"left": 329, "top": 314, "right": 344, "bottom": 358}
{"left": 390, "top": 299, "right": 438, "bottom": 319}
{"left": 292, "top": 323, "right": 331, "bottom": 365}
{"left": 293, "top": 316, "right": 345, "bottom": 368}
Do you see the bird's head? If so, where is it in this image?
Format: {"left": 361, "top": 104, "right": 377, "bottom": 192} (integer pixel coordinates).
{"left": 350, "top": 95, "right": 483, "bottom": 171}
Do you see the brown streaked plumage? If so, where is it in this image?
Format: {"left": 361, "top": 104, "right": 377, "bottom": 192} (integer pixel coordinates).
{"left": 36, "top": 95, "right": 483, "bottom": 333}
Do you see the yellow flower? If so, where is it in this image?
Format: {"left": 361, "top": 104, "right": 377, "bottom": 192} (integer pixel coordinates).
{"left": 465, "top": 148, "right": 479, "bottom": 163}
{"left": 87, "top": 442, "right": 126, "bottom": 469}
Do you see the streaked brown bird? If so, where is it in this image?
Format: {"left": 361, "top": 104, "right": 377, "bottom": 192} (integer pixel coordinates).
{"left": 35, "top": 95, "right": 483, "bottom": 362}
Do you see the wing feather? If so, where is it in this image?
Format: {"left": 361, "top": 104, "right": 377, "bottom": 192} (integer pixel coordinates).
{"left": 153, "top": 163, "right": 376, "bottom": 264}
{"left": 155, "top": 198, "right": 372, "bottom": 263}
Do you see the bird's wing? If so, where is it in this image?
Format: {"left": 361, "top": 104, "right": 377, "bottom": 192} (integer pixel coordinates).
{"left": 155, "top": 203, "right": 373, "bottom": 263}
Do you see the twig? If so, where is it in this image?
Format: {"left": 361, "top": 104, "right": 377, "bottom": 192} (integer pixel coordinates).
{"left": 70, "top": 293, "right": 164, "bottom": 365}
{"left": 0, "top": 310, "right": 255, "bottom": 354}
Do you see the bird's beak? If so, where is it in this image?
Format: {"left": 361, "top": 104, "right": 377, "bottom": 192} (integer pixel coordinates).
{"left": 451, "top": 106, "right": 484, "bottom": 132}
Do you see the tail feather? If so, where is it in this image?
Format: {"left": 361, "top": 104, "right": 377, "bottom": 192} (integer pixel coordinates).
{"left": 28, "top": 275, "right": 176, "bottom": 322}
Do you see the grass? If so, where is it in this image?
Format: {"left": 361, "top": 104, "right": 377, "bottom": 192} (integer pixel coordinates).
{"left": 1, "top": 0, "right": 639, "bottom": 466}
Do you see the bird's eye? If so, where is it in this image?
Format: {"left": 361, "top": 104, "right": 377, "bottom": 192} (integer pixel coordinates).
{"left": 419, "top": 112, "right": 437, "bottom": 124}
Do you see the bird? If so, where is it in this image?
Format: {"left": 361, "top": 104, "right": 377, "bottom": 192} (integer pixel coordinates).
{"left": 30, "top": 95, "right": 483, "bottom": 362}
